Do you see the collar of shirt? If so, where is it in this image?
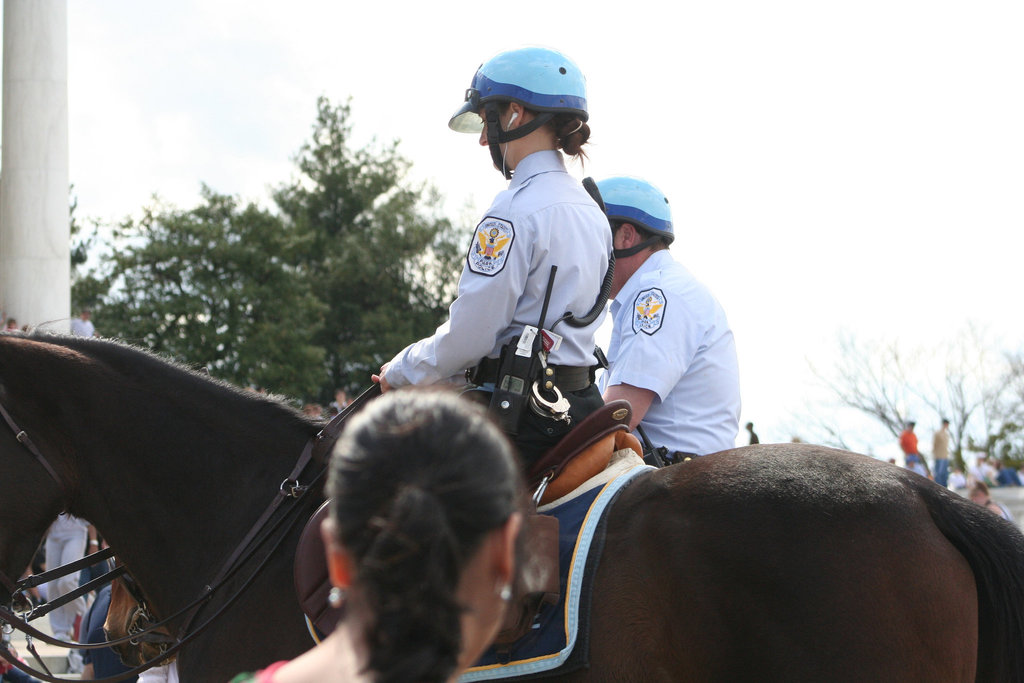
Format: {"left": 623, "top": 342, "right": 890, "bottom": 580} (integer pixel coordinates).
{"left": 509, "top": 150, "right": 567, "bottom": 189}
{"left": 619, "top": 249, "right": 675, "bottom": 297}
{"left": 610, "top": 250, "right": 673, "bottom": 324}
{"left": 609, "top": 250, "right": 672, "bottom": 319}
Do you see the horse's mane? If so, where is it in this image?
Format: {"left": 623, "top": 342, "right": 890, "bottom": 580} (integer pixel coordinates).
{"left": 17, "top": 331, "right": 316, "bottom": 432}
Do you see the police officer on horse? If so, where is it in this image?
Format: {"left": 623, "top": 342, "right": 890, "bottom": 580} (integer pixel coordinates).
{"left": 597, "top": 176, "right": 741, "bottom": 461}
{"left": 373, "top": 47, "right": 612, "bottom": 466}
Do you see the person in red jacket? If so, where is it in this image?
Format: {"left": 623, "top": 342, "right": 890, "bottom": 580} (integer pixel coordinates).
{"left": 899, "top": 421, "right": 930, "bottom": 477}
{"left": 899, "top": 421, "right": 918, "bottom": 458}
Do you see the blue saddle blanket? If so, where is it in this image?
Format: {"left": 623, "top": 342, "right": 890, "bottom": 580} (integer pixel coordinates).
{"left": 461, "top": 460, "right": 652, "bottom": 681}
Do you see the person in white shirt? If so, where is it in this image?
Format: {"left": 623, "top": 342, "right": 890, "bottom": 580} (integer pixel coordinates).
{"left": 70, "top": 309, "right": 97, "bottom": 337}
{"left": 597, "top": 176, "right": 741, "bottom": 461}
{"left": 138, "top": 661, "right": 178, "bottom": 683}
{"left": 44, "top": 513, "right": 97, "bottom": 672}
{"left": 373, "top": 47, "right": 612, "bottom": 466}
{"left": 968, "top": 455, "right": 998, "bottom": 487}
{"left": 947, "top": 467, "right": 967, "bottom": 490}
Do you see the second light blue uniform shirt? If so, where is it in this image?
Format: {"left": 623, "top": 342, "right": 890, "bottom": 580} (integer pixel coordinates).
{"left": 386, "top": 150, "right": 612, "bottom": 387}
{"left": 600, "top": 250, "right": 741, "bottom": 455}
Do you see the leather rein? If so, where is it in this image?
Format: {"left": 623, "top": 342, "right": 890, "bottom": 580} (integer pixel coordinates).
{"left": 0, "top": 384, "right": 380, "bottom": 683}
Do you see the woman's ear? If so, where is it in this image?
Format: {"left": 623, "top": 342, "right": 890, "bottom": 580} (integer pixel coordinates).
{"left": 506, "top": 102, "right": 528, "bottom": 130}
{"left": 321, "top": 516, "right": 354, "bottom": 588}
{"left": 494, "top": 512, "right": 523, "bottom": 585}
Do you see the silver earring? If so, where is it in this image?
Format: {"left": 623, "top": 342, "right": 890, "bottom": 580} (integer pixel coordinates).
{"left": 328, "top": 586, "right": 345, "bottom": 608}
{"left": 499, "top": 584, "right": 512, "bottom": 602}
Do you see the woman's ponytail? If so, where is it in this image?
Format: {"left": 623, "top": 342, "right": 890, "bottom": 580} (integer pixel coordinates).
{"left": 360, "top": 486, "right": 463, "bottom": 683}
{"left": 328, "top": 390, "right": 522, "bottom": 683}
{"left": 553, "top": 113, "right": 591, "bottom": 159}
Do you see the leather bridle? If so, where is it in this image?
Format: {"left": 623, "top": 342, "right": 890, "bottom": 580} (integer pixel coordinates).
{"left": 0, "top": 398, "right": 69, "bottom": 598}
{"left": 0, "top": 384, "right": 380, "bottom": 683}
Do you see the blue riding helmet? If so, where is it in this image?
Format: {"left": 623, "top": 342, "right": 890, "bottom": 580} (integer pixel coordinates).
{"left": 449, "top": 46, "right": 588, "bottom": 134}
{"left": 596, "top": 176, "right": 674, "bottom": 245}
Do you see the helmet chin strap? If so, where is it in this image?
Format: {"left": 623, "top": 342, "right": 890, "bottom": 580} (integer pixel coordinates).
{"left": 484, "top": 102, "right": 554, "bottom": 179}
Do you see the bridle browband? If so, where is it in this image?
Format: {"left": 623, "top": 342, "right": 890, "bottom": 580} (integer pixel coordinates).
{"left": 0, "top": 384, "right": 381, "bottom": 683}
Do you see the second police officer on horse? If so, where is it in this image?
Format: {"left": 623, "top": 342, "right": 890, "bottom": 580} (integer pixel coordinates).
{"left": 597, "top": 176, "right": 741, "bottom": 462}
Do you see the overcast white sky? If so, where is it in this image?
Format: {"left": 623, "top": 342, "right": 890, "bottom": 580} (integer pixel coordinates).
{"left": 16, "top": 0, "right": 1022, "bottom": 454}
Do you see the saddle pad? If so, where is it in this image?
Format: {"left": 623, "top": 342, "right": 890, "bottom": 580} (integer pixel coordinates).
{"left": 461, "top": 460, "right": 653, "bottom": 681}
{"left": 539, "top": 449, "right": 645, "bottom": 511}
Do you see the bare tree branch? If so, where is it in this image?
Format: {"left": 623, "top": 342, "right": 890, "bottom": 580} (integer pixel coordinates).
{"left": 808, "top": 325, "right": 1023, "bottom": 468}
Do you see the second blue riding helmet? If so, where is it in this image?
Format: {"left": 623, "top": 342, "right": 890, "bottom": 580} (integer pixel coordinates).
{"left": 596, "top": 176, "right": 674, "bottom": 256}
{"left": 450, "top": 46, "right": 589, "bottom": 178}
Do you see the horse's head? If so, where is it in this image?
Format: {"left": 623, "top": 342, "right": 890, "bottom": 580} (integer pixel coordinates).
{"left": 0, "top": 332, "right": 225, "bottom": 600}
{"left": 0, "top": 331, "right": 324, "bottom": 677}
{"left": 104, "top": 574, "right": 174, "bottom": 667}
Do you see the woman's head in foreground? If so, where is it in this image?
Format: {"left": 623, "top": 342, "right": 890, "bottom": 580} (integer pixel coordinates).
{"left": 325, "top": 389, "right": 523, "bottom": 683}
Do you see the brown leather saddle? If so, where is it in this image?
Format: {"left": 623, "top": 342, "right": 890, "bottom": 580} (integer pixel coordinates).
{"left": 293, "top": 500, "right": 339, "bottom": 636}
{"left": 527, "top": 399, "right": 640, "bottom": 505}
{"left": 293, "top": 399, "right": 643, "bottom": 642}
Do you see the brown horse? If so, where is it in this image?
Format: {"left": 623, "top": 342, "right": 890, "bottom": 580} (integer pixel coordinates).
{"left": 559, "top": 450, "right": 1023, "bottom": 681}
{"left": 1, "top": 333, "right": 1023, "bottom": 682}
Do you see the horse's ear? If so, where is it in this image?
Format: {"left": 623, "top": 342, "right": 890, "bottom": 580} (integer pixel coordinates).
{"left": 320, "top": 516, "right": 354, "bottom": 588}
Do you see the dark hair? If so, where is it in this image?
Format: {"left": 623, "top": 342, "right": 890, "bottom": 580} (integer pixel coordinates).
{"left": 611, "top": 220, "right": 671, "bottom": 251}
{"left": 327, "top": 389, "right": 521, "bottom": 683}
{"left": 550, "top": 112, "right": 590, "bottom": 159}
{"left": 495, "top": 101, "right": 590, "bottom": 159}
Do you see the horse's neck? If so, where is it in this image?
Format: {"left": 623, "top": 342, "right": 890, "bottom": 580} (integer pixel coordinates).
{"left": 2, "top": 336, "right": 317, "bottom": 619}
{"left": 79, "top": 402, "right": 316, "bottom": 620}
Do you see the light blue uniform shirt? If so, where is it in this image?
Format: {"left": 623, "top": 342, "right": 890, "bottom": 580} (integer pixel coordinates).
{"left": 386, "top": 151, "right": 612, "bottom": 387}
{"left": 600, "top": 250, "right": 741, "bottom": 455}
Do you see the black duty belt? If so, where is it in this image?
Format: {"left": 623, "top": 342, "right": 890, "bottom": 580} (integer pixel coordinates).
{"left": 467, "top": 357, "right": 595, "bottom": 393}
{"left": 669, "top": 450, "right": 699, "bottom": 464}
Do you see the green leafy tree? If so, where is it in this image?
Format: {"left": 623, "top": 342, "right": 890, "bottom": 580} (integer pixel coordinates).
{"left": 981, "top": 353, "right": 1024, "bottom": 468}
{"left": 90, "top": 188, "right": 327, "bottom": 398}
{"left": 274, "top": 97, "right": 462, "bottom": 399}
{"left": 73, "top": 97, "right": 461, "bottom": 404}
{"left": 971, "top": 421, "right": 1024, "bottom": 469}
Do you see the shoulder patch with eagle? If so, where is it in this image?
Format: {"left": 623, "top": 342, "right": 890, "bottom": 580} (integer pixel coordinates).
{"left": 467, "top": 217, "right": 515, "bottom": 276}
{"left": 632, "top": 287, "right": 667, "bottom": 335}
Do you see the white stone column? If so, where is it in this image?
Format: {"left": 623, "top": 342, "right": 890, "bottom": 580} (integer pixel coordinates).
{"left": 0, "top": 0, "right": 70, "bottom": 333}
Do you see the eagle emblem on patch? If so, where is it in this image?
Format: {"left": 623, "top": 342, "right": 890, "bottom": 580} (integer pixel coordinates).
{"left": 632, "top": 288, "right": 667, "bottom": 335}
{"left": 467, "top": 217, "right": 514, "bottom": 276}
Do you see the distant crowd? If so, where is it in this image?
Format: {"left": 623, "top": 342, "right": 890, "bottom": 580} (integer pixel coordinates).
{"left": 1, "top": 309, "right": 99, "bottom": 337}
{"left": 896, "top": 418, "right": 1019, "bottom": 524}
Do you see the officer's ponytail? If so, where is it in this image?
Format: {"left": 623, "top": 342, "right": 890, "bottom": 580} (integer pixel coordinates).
{"left": 553, "top": 113, "right": 591, "bottom": 159}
